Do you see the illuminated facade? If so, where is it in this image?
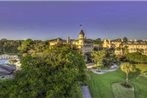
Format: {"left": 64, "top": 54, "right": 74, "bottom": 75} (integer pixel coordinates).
{"left": 49, "top": 30, "right": 93, "bottom": 53}
{"left": 127, "top": 43, "right": 147, "bottom": 55}
{"left": 103, "top": 39, "right": 147, "bottom": 55}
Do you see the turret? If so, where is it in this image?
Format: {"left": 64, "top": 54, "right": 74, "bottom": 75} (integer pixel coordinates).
{"left": 78, "top": 30, "right": 85, "bottom": 48}
{"left": 78, "top": 29, "right": 85, "bottom": 40}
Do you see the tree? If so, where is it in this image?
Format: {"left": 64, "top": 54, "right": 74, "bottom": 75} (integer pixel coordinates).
{"left": 18, "top": 39, "right": 50, "bottom": 57}
{"left": 84, "top": 38, "right": 93, "bottom": 43}
{"left": 123, "top": 37, "right": 128, "bottom": 43}
{"left": 91, "top": 50, "right": 106, "bottom": 70}
{"left": 94, "top": 38, "right": 103, "bottom": 45}
{"left": 18, "top": 39, "right": 33, "bottom": 55}
{"left": 0, "top": 45, "right": 86, "bottom": 98}
{"left": 120, "top": 63, "right": 135, "bottom": 84}
{"left": 122, "top": 45, "right": 128, "bottom": 55}
{"left": 102, "top": 49, "right": 117, "bottom": 67}
{"left": 0, "top": 39, "right": 21, "bottom": 54}
{"left": 126, "top": 52, "right": 147, "bottom": 63}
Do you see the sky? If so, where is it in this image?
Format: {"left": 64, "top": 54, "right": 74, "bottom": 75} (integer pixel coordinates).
{"left": 0, "top": 1, "right": 147, "bottom": 40}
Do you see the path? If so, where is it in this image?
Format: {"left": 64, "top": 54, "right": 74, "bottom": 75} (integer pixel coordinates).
{"left": 91, "top": 64, "right": 119, "bottom": 74}
{"left": 81, "top": 86, "right": 92, "bottom": 98}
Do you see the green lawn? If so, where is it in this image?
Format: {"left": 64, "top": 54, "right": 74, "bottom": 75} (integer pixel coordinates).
{"left": 88, "top": 69, "right": 147, "bottom": 98}
{"left": 112, "top": 83, "right": 135, "bottom": 98}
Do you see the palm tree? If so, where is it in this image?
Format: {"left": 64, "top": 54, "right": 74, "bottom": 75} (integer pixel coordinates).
{"left": 120, "top": 62, "right": 135, "bottom": 84}
{"left": 91, "top": 50, "right": 106, "bottom": 71}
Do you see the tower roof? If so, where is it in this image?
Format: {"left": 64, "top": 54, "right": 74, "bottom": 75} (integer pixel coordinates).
{"left": 79, "top": 29, "right": 85, "bottom": 36}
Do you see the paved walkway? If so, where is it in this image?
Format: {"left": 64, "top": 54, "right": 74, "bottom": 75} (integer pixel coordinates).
{"left": 91, "top": 64, "right": 119, "bottom": 74}
{"left": 81, "top": 86, "right": 92, "bottom": 98}
{"left": 91, "top": 68, "right": 118, "bottom": 74}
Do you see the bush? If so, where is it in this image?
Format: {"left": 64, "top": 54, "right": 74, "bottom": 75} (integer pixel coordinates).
{"left": 126, "top": 52, "right": 147, "bottom": 63}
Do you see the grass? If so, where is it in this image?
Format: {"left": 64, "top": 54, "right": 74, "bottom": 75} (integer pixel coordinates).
{"left": 112, "top": 83, "right": 135, "bottom": 98}
{"left": 88, "top": 68, "right": 147, "bottom": 98}
{"left": 132, "top": 77, "right": 147, "bottom": 98}
{"left": 135, "top": 64, "right": 147, "bottom": 73}
{"left": 88, "top": 70, "right": 124, "bottom": 98}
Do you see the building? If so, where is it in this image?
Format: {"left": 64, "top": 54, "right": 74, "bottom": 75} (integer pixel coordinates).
{"left": 103, "top": 39, "right": 123, "bottom": 49}
{"left": 103, "top": 39, "right": 111, "bottom": 48}
{"left": 49, "top": 30, "right": 93, "bottom": 53}
{"left": 71, "top": 29, "right": 85, "bottom": 49}
{"left": 127, "top": 41, "right": 147, "bottom": 55}
{"left": 102, "top": 39, "right": 147, "bottom": 56}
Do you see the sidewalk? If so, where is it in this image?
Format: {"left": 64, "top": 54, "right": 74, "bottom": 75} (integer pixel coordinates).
{"left": 81, "top": 86, "right": 92, "bottom": 98}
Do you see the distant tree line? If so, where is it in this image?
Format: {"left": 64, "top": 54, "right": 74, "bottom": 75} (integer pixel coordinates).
{"left": 85, "top": 38, "right": 103, "bottom": 45}
{"left": 0, "top": 39, "right": 22, "bottom": 54}
{"left": 0, "top": 38, "right": 50, "bottom": 55}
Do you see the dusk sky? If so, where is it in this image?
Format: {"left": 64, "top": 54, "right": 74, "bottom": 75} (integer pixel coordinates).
{"left": 0, "top": 1, "right": 147, "bottom": 40}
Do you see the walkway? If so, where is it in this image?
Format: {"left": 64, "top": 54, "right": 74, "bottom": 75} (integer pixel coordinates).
{"left": 91, "top": 68, "right": 118, "bottom": 74}
{"left": 91, "top": 64, "right": 119, "bottom": 74}
{"left": 81, "top": 86, "right": 92, "bottom": 98}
